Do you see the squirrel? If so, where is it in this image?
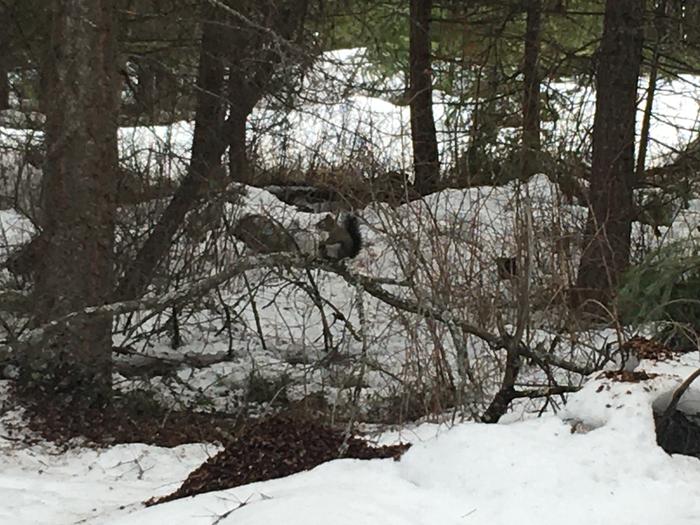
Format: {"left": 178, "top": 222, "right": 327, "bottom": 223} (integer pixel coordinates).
{"left": 316, "top": 214, "right": 362, "bottom": 260}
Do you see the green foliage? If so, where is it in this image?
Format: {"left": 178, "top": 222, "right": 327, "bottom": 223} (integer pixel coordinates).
{"left": 617, "top": 240, "right": 700, "bottom": 347}
{"left": 326, "top": 0, "right": 606, "bottom": 97}
{"left": 327, "top": 1, "right": 409, "bottom": 82}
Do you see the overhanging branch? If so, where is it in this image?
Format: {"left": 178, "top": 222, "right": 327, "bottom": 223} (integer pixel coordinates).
{"left": 16, "top": 252, "right": 595, "bottom": 383}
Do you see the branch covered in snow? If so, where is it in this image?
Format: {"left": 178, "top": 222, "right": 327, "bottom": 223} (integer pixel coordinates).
{"left": 516, "top": 344, "right": 597, "bottom": 377}
{"left": 509, "top": 385, "right": 581, "bottom": 399}
{"left": 14, "top": 251, "right": 595, "bottom": 387}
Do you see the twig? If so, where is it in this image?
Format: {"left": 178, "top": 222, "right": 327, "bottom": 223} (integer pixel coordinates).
{"left": 659, "top": 368, "right": 700, "bottom": 427}
{"left": 211, "top": 495, "right": 254, "bottom": 525}
{"left": 15, "top": 252, "right": 595, "bottom": 385}
{"left": 516, "top": 343, "right": 596, "bottom": 376}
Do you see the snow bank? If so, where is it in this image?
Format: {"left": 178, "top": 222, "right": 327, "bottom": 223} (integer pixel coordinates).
{"left": 103, "top": 353, "right": 700, "bottom": 525}
{"left": 99, "top": 356, "right": 700, "bottom": 525}
{"left": 5, "top": 352, "right": 700, "bottom": 525}
{"left": 0, "top": 398, "right": 220, "bottom": 525}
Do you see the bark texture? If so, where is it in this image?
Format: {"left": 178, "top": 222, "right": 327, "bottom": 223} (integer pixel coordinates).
{"left": 521, "top": 0, "right": 542, "bottom": 179}
{"left": 409, "top": 0, "right": 440, "bottom": 195}
{"left": 0, "top": 61, "right": 8, "bottom": 110}
{"left": 574, "top": 0, "right": 644, "bottom": 304}
{"left": 23, "top": 0, "right": 119, "bottom": 406}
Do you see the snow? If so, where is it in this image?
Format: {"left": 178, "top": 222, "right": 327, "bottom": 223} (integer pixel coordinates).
{"left": 0, "top": 172, "right": 688, "bottom": 521}
{"left": 3, "top": 50, "right": 699, "bottom": 180}
{"left": 110, "top": 355, "right": 699, "bottom": 525}
{"left": 2, "top": 48, "right": 700, "bottom": 524}
{"left": 0, "top": 208, "right": 33, "bottom": 250}
{"left": 115, "top": 172, "right": 585, "bottom": 414}
{"left": 2, "top": 351, "right": 700, "bottom": 524}
{"left": 0, "top": 406, "right": 219, "bottom": 525}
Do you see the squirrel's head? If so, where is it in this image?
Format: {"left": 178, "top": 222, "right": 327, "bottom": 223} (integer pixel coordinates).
{"left": 315, "top": 214, "right": 337, "bottom": 232}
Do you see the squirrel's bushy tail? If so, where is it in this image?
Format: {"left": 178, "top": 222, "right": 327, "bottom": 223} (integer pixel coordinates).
{"left": 342, "top": 214, "right": 362, "bottom": 259}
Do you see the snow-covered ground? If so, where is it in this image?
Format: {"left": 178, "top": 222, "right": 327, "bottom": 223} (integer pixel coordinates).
{"left": 3, "top": 175, "right": 699, "bottom": 522}
{"left": 3, "top": 175, "right": 696, "bottom": 523}
{"left": 1, "top": 352, "right": 700, "bottom": 524}
{"left": 3, "top": 49, "right": 699, "bottom": 181}
{"left": 1, "top": 48, "right": 700, "bottom": 524}
{"left": 0, "top": 177, "right": 700, "bottom": 525}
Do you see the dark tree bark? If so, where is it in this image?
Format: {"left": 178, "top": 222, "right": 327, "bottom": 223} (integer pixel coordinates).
{"left": 228, "top": 104, "right": 251, "bottom": 182}
{"left": 0, "top": 7, "right": 10, "bottom": 111}
{"left": 226, "top": 0, "right": 309, "bottom": 184}
{"left": 0, "top": 61, "right": 9, "bottom": 110}
{"left": 114, "top": 5, "right": 228, "bottom": 301}
{"left": 154, "top": 66, "right": 177, "bottom": 115}
{"left": 135, "top": 60, "right": 157, "bottom": 115}
{"left": 521, "top": 0, "right": 542, "bottom": 179}
{"left": 409, "top": 0, "right": 440, "bottom": 195}
{"left": 20, "top": 0, "right": 119, "bottom": 407}
{"left": 636, "top": 0, "right": 667, "bottom": 179}
{"left": 116, "top": 1, "right": 310, "bottom": 299}
{"left": 463, "top": 61, "right": 500, "bottom": 186}
{"left": 481, "top": 344, "right": 521, "bottom": 423}
{"left": 225, "top": 23, "right": 262, "bottom": 185}
{"left": 574, "top": 0, "right": 644, "bottom": 304}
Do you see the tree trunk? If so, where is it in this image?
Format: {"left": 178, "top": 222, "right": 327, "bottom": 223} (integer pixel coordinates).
{"left": 116, "top": 1, "right": 311, "bottom": 300}
{"left": 136, "top": 60, "right": 157, "bottom": 115}
{"left": 636, "top": 0, "right": 667, "bottom": 179}
{"left": 228, "top": 105, "right": 251, "bottom": 183}
{"left": 21, "top": 0, "right": 119, "bottom": 407}
{"left": 155, "top": 66, "right": 177, "bottom": 116}
{"left": 521, "top": 0, "right": 542, "bottom": 179}
{"left": 574, "top": 0, "right": 644, "bottom": 306}
{"left": 464, "top": 64, "right": 499, "bottom": 186}
{"left": 0, "top": 12, "right": 7, "bottom": 111}
{"left": 409, "top": 0, "right": 440, "bottom": 195}
{"left": 226, "top": 34, "right": 257, "bottom": 185}
{"left": 225, "top": 0, "right": 309, "bottom": 185}
{"left": 114, "top": 6, "right": 228, "bottom": 301}
{"left": 0, "top": 60, "right": 9, "bottom": 110}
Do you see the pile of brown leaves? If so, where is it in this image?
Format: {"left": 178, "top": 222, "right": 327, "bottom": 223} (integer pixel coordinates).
{"left": 621, "top": 336, "right": 676, "bottom": 361}
{"left": 8, "top": 387, "right": 240, "bottom": 448}
{"left": 597, "top": 370, "right": 659, "bottom": 383}
{"left": 149, "top": 414, "right": 410, "bottom": 505}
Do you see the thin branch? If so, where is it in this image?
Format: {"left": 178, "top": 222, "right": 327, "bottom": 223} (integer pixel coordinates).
{"left": 516, "top": 344, "right": 596, "bottom": 376}
{"left": 659, "top": 368, "right": 700, "bottom": 426}
{"left": 509, "top": 385, "right": 581, "bottom": 399}
{"left": 17, "top": 252, "right": 594, "bottom": 382}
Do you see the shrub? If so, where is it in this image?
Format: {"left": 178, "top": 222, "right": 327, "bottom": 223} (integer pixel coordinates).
{"left": 617, "top": 240, "right": 700, "bottom": 349}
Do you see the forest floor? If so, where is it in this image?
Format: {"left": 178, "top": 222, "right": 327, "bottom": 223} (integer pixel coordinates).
{"left": 1, "top": 348, "right": 700, "bottom": 524}
{"left": 2, "top": 50, "right": 700, "bottom": 524}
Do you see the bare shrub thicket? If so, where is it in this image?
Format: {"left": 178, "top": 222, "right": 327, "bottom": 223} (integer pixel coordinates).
{"left": 0, "top": 74, "right": 632, "bottom": 423}
{"left": 84, "top": 160, "right": 602, "bottom": 422}
{"left": 2, "top": 1, "right": 700, "bottom": 424}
